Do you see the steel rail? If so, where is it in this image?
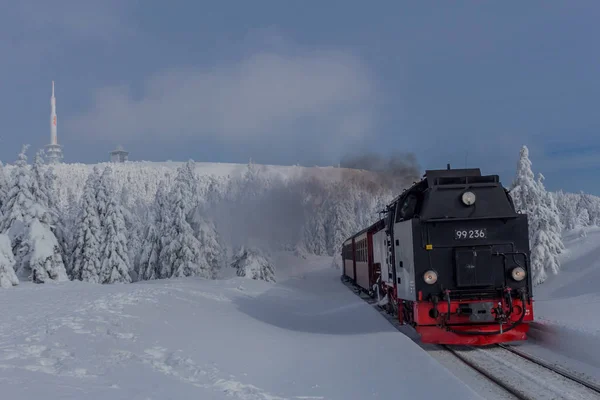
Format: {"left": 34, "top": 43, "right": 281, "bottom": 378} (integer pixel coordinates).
{"left": 498, "top": 343, "right": 600, "bottom": 395}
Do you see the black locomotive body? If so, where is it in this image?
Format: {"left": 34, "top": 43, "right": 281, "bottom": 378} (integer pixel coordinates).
{"left": 342, "top": 166, "right": 534, "bottom": 345}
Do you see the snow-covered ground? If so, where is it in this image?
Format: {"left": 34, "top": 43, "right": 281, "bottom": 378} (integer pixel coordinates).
{"left": 0, "top": 253, "right": 481, "bottom": 400}
{"left": 514, "top": 226, "right": 600, "bottom": 385}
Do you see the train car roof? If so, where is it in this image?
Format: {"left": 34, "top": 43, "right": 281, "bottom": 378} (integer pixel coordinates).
{"left": 344, "top": 218, "right": 385, "bottom": 242}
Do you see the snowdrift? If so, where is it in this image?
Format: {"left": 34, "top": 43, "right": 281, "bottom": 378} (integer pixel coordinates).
{"left": 522, "top": 226, "right": 600, "bottom": 384}
{"left": 0, "top": 253, "right": 482, "bottom": 399}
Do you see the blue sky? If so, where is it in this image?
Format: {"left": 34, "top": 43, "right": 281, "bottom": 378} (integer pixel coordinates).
{"left": 2, "top": 1, "right": 600, "bottom": 194}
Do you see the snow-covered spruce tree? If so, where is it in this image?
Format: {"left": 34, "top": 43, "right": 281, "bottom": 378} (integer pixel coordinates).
{"left": 189, "top": 208, "right": 223, "bottom": 279}
{"left": 554, "top": 190, "right": 577, "bottom": 231}
{"left": 25, "top": 218, "right": 68, "bottom": 284}
{"left": 509, "top": 146, "right": 564, "bottom": 285}
{"left": 0, "top": 145, "right": 35, "bottom": 259}
{"left": 31, "top": 150, "right": 71, "bottom": 273}
{"left": 576, "top": 208, "right": 590, "bottom": 229}
{"left": 70, "top": 170, "right": 102, "bottom": 282}
{"left": 100, "top": 194, "right": 132, "bottom": 283}
{"left": 175, "top": 160, "right": 199, "bottom": 216}
{"left": 530, "top": 173, "right": 564, "bottom": 284}
{"left": 97, "top": 166, "right": 131, "bottom": 284}
{"left": 0, "top": 162, "right": 10, "bottom": 210}
{"left": 0, "top": 233, "right": 18, "bottom": 288}
{"left": 0, "top": 146, "right": 68, "bottom": 283}
{"left": 159, "top": 174, "right": 209, "bottom": 279}
{"left": 119, "top": 186, "right": 143, "bottom": 279}
{"left": 95, "top": 166, "right": 110, "bottom": 225}
{"left": 138, "top": 184, "right": 169, "bottom": 281}
{"left": 575, "top": 191, "right": 600, "bottom": 227}
{"left": 60, "top": 187, "right": 79, "bottom": 273}
{"left": 300, "top": 178, "right": 328, "bottom": 256}
{"left": 508, "top": 146, "right": 537, "bottom": 214}
{"left": 231, "top": 246, "right": 275, "bottom": 283}
{"left": 138, "top": 223, "right": 160, "bottom": 280}
{"left": 31, "top": 151, "right": 51, "bottom": 211}
{"left": 326, "top": 182, "right": 359, "bottom": 257}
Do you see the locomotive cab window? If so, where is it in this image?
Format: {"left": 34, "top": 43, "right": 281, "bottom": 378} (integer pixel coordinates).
{"left": 395, "top": 192, "right": 421, "bottom": 222}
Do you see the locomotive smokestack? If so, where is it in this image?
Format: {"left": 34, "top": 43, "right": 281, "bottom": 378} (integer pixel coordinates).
{"left": 447, "top": 163, "right": 451, "bottom": 170}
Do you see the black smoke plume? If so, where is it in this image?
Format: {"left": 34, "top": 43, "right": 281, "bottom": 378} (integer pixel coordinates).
{"left": 338, "top": 152, "right": 421, "bottom": 193}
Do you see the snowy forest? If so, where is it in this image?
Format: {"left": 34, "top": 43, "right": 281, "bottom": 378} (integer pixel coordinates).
{"left": 0, "top": 144, "right": 594, "bottom": 288}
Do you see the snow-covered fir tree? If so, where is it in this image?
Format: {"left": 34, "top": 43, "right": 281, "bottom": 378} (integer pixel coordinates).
{"left": 98, "top": 167, "right": 131, "bottom": 284}
{"left": 95, "top": 166, "right": 110, "bottom": 224}
{"left": 189, "top": 210, "right": 223, "bottom": 279}
{"left": 509, "top": 146, "right": 537, "bottom": 214}
{"left": 0, "top": 145, "right": 36, "bottom": 255}
{"left": 554, "top": 190, "right": 577, "bottom": 231}
{"left": 25, "top": 218, "right": 69, "bottom": 284}
{"left": 175, "top": 160, "right": 199, "bottom": 216}
{"left": 138, "top": 184, "right": 169, "bottom": 281}
{"left": 231, "top": 246, "right": 275, "bottom": 283}
{"left": 300, "top": 178, "right": 329, "bottom": 255}
{"left": 32, "top": 151, "right": 71, "bottom": 272}
{"left": 510, "top": 146, "right": 564, "bottom": 285}
{"left": 70, "top": 170, "right": 102, "bottom": 282}
{"left": 159, "top": 193, "right": 208, "bottom": 279}
{"left": 138, "top": 223, "right": 160, "bottom": 280}
{"left": 577, "top": 208, "right": 590, "bottom": 228}
{"left": 31, "top": 151, "right": 51, "bottom": 211}
{"left": 326, "top": 182, "right": 359, "bottom": 257}
{"left": 0, "top": 233, "right": 18, "bottom": 288}
{"left": 0, "top": 146, "right": 68, "bottom": 283}
{"left": 159, "top": 164, "right": 209, "bottom": 279}
{"left": 99, "top": 196, "right": 131, "bottom": 283}
{"left": 119, "top": 186, "right": 143, "bottom": 279}
{"left": 0, "top": 162, "right": 10, "bottom": 211}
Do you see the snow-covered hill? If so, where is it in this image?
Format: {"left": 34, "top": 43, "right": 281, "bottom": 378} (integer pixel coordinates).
{"left": 517, "top": 226, "right": 600, "bottom": 385}
{"left": 0, "top": 252, "right": 482, "bottom": 400}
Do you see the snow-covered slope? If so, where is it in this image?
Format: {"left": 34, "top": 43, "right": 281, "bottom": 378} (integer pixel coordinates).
{"left": 517, "top": 227, "right": 600, "bottom": 385}
{"left": 0, "top": 253, "right": 481, "bottom": 399}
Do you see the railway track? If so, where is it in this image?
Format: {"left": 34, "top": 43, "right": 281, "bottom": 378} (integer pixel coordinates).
{"left": 340, "top": 276, "right": 600, "bottom": 400}
{"left": 445, "top": 344, "right": 600, "bottom": 400}
{"left": 498, "top": 343, "right": 600, "bottom": 395}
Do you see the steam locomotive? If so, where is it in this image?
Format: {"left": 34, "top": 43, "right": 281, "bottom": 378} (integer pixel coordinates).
{"left": 341, "top": 165, "right": 534, "bottom": 345}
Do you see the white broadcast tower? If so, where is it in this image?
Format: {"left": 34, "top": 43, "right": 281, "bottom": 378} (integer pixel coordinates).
{"left": 45, "top": 80, "right": 63, "bottom": 164}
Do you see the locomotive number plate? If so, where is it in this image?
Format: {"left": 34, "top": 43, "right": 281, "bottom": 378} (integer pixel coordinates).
{"left": 454, "top": 228, "right": 487, "bottom": 240}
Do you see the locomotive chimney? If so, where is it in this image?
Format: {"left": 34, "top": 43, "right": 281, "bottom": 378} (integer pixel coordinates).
{"left": 447, "top": 163, "right": 451, "bottom": 170}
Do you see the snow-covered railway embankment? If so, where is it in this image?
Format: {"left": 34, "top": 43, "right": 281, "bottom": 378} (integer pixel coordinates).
{"left": 446, "top": 344, "right": 600, "bottom": 400}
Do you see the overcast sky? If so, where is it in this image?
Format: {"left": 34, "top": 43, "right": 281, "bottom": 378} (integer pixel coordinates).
{"left": 1, "top": 1, "right": 600, "bottom": 194}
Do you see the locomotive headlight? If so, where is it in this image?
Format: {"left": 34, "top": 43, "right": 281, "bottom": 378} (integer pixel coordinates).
{"left": 511, "top": 267, "right": 526, "bottom": 281}
{"left": 423, "top": 270, "right": 438, "bottom": 284}
{"left": 461, "top": 191, "right": 476, "bottom": 206}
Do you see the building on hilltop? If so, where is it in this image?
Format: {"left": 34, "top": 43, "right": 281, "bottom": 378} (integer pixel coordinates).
{"left": 45, "top": 81, "right": 63, "bottom": 164}
{"left": 110, "top": 145, "right": 129, "bottom": 163}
